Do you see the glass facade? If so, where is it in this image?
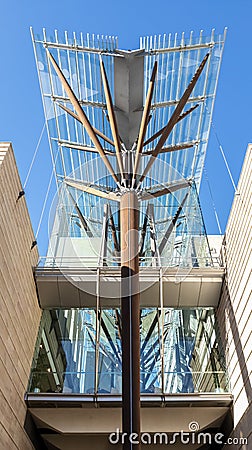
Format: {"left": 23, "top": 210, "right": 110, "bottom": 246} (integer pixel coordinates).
{"left": 31, "top": 28, "right": 226, "bottom": 270}
{"left": 28, "top": 29, "right": 229, "bottom": 401}
{"left": 28, "top": 307, "right": 228, "bottom": 395}
{"left": 44, "top": 178, "right": 215, "bottom": 269}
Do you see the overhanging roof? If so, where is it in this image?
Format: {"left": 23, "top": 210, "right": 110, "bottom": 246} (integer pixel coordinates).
{"left": 35, "top": 266, "right": 224, "bottom": 308}
{"left": 27, "top": 392, "right": 232, "bottom": 449}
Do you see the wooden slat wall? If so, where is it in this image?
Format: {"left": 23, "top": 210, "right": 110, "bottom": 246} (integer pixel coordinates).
{"left": 0, "top": 143, "right": 41, "bottom": 450}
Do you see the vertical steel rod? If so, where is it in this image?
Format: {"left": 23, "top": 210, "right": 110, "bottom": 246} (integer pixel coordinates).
{"left": 120, "top": 191, "right": 140, "bottom": 449}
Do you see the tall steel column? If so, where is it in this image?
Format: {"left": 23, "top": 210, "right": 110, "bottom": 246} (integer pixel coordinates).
{"left": 120, "top": 191, "right": 140, "bottom": 449}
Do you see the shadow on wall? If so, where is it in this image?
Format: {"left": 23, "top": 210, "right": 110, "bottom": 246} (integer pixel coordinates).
{"left": 217, "top": 274, "right": 252, "bottom": 447}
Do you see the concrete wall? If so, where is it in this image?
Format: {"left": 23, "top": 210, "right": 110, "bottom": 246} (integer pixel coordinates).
{"left": 218, "top": 144, "right": 252, "bottom": 449}
{"left": 0, "top": 143, "right": 41, "bottom": 449}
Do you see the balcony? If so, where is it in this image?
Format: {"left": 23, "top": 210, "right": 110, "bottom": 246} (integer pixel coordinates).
{"left": 26, "top": 387, "right": 232, "bottom": 449}
{"left": 26, "top": 369, "right": 232, "bottom": 447}
{"left": 35, "top": 255, "right": 224, "bottom": 309}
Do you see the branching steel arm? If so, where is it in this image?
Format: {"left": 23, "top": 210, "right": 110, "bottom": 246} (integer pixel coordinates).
{"left": 99, "top": 204, "right": 109, "bottom": 266}
{"left": 57, "top": 102, "right": 115, "bottom": 147}
{"left": 132, "top": 62, "right": 157, "bottom": 187}
{"left": 108, "top": 204, "right": 120, "bottom": 253}
{"left": 142, "top": 142, "right": 195, "bottom": 156}
{"left": 99, "top": 311, "right": 122, "bottom": 366}
{"left": 141, "top": 310, "right": 160, "bottom": 353}
{"left": 138, "top": 53, "right": 209, "bottom": 185}
{"left": 67, "top": 189, "right": 93, "bottom": 237}
{"left": 176, "top": 103, "right": 199, "bottom": 124}
{"left": 58, "top": 139, "right": 115, "bottom": 155}
{"left": 139, "top": 204, "right": 150, "bottom": 256}
{"left": 47, "top": 50, "right": 120, "bottom": 185}
{"left": 65, "top": 179, "right": 120, "bottom": 202}
{"left": 115, "top": 309, "right": 122, "bottom": 341}
{"left": 143, "top": 104, "right": 199, "bottom": 148}
{"left": 140, "top": 179, "right": 191, "bottom": 201}
{"left": 159, "top": 191, "right": 189, "bottom": 254}
{"left": 100, "top": 58, "right": 125, "bottom": 182}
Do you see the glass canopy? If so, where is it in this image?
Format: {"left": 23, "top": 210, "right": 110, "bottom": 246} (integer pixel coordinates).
{"left": 31, "top": 28, "right": 226, "bottom": 187}
{"left": 31, "top": 28, "right": 226, "bottom": 267}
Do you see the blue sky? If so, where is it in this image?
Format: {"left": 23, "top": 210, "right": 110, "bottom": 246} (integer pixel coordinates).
{"left": 1, "top": 0, "right": 251, "bottom": 254}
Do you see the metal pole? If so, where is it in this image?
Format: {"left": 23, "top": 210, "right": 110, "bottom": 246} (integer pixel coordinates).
{"left": 120, "top": 191, "right": 141, "bottom": 449}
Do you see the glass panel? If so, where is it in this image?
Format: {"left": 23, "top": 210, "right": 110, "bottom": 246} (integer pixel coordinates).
{"left": 142, "top": 31, "right": 225, "bottom": 188}
{"left": 28, "top": 308, "right": 229, "bottom": 395}
{"left": 140, "top": 309, "right": 162, "bottom": 393}
{"left": 97, "top": 310, "right": 122, "bottom": 394}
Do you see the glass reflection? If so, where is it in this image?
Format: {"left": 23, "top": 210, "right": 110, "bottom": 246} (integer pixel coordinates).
{"left": 28, "top": 307, "right": 229, "bottom": 395}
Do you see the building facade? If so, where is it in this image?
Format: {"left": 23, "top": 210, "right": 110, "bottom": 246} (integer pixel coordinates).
{"left": 0, "top": 143, "right": 41, "bottom": 449}
{"left": 0, "top": 29, "right": 251, "bottom": 450}
{"left": 217, "top": 144, "right": 252, "bottom": 449}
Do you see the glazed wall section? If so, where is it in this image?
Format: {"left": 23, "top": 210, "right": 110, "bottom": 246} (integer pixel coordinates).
{"left": 0, "top": 143, "right": 41, "bottom": 449}
{"left": 217, "top": 144, "right": 252, "bottom": 448}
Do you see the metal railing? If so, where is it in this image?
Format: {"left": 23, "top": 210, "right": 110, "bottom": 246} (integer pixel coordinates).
{"left": 37, "top": 255, "right": 223, "bottom": 269}
{"left": 28, "top": 370, "right": 229, "bottom": 395}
